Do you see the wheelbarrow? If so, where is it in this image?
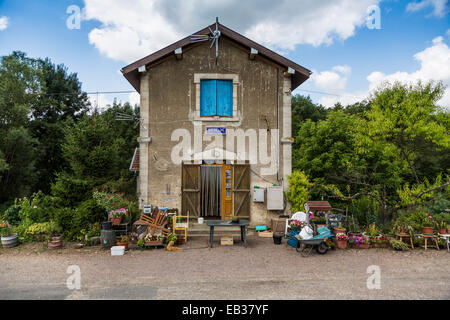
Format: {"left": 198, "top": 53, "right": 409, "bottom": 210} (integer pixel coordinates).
{"left": 295, "top": 226, "right": 335, "bottom": 257}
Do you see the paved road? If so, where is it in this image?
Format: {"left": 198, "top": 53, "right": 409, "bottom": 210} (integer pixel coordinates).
{"left": 0, "top": 236, "right": 449, "bottom": 300}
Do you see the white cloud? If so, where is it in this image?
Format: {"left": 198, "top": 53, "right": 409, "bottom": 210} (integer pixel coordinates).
{"left": 128, "top": 92, "right": 140, "bottom": 107}
{"left": 0, "top": 16, "right": 9, "bottom": 31}
{"left": 83, "top": 0, "right": 380, "bottom": 63}
{"left": 406, "top": 0, "right": 449, "bottom": 17}
{"left": 311, "top": 65, "right": 352, "bottom": 92}
{"left": 367, "top": 36, "right": 450, "bottom": 106}
{"left": 308, "top": 35, "right": 450, "bottom": 108}
{"left": 88, "top": 93, "right": 114, "bottom": 111}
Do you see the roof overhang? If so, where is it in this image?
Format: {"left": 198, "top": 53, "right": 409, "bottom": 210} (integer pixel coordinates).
{"left": 121, "top": 22, "right": 311, "bottom": 92}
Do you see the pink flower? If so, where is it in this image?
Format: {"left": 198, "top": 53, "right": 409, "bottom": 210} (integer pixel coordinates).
{"left": 33, "top": 205, "right": 37, "bottom": 209}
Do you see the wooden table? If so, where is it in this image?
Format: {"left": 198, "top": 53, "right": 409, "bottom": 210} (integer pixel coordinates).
{"left": 206, "top": 220, "right": 249, "bottom": 248}
{"left": 420, "top": 234, "right": 439, "bottom": 250}
{"left": 395, "top": 233, "right": 414, "bottom": 249}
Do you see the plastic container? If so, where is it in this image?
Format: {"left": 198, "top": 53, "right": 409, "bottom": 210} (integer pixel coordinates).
{"left": 198, "top": 217, "right": 204, "bottom": 224}
{"left": 111, "top": 246, "right": 125, "bottom": 256}
{"left": 273, "top": 234, "right": 282, "bottom": 245}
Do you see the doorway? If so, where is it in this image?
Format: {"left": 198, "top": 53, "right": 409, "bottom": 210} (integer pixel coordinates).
{"left": 181, "top": 162, "right": 249, "bottom": 219}
{"left": 199, "top": 164, "right": 233, "bottom": 219}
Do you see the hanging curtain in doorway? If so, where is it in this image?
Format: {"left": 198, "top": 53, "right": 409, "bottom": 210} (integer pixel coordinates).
{"left": 200, "top": 166, "right": 222, "bottom": 217}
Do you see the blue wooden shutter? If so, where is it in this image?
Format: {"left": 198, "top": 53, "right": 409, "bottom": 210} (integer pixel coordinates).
{"left": 200, "top": 80, "right": 217, "bottom": 116}
{"left": 216, "top": 80, "right": 233, "bottom": 116}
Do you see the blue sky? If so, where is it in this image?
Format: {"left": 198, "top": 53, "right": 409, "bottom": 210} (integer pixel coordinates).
{"left": 0, "top": 0, "right": 449, "bottom": 108}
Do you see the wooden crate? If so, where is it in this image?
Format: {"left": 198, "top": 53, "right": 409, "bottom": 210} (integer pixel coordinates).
{"left": 221, "top": 235, "right": 234, "bottom": 246}
{"left": 258, "top": 231, "right": 273, "bottom": 238}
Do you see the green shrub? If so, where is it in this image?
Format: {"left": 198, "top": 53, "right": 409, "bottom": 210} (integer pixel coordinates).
{"left": 348, "top": 196, "right": 381, "bottom": 226}
{"left": 286, "top": 171, "right": 310, "bottom": 212}
{"left": 49, "top": 199, "right": 107, "bottom": 241}
{"left": 17, "top": 192, "right": 51, "bottom": 225}
{"left": 2, "top": 203, "right": 21, "bottom": 226}
{"left": 51, "top": 172, "right": 94, "bottom": 206}
{"left": 22, "top": 221, "right": 59, "bottom": 241}
{"left": 426, "top": 193, "right": 450, "bottom": 216}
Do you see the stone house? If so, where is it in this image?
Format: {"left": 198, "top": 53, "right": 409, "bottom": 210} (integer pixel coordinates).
{"left": 122, "top": 21, "right": 310, "bottom": 226}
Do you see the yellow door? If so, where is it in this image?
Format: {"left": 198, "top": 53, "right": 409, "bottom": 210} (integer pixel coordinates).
{"left": 222, "top": 165, "right": 233, "bottom": 220}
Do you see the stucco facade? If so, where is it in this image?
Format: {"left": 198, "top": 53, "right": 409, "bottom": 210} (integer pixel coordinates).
{"left": 124, "top": 23, "right": 310, "bottom": 227}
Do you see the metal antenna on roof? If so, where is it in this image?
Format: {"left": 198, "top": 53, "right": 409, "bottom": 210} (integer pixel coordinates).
{"left": 190, "top": 17, "right": 221, "bottom": 65}
{"left": 115, "top": 111, "right": 147, "bottom": 130}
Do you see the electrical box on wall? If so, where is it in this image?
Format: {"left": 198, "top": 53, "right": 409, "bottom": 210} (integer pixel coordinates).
{"left": 267, "top": 186, "right": 284, "bottom": 210}
{"left": 253, "top": 188, "right": 265, "bottom": 202}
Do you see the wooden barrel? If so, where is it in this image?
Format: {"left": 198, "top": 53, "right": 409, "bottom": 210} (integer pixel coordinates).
{"left": 1, "top": 234, "right": 18, "bottom": 248}
{"left": 100, "top": 230, "right": 116, "bottom": 248}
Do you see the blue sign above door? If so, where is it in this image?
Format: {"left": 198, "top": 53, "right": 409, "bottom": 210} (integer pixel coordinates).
{"left": 206, "top": 127, "right": 226, "bottom": 135}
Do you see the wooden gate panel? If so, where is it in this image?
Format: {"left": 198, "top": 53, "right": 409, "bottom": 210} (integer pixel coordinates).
{"left": 233, "top": 164, "right": 250, "bottom": 217}
{"left": 181, "top": 164, "right": 200, "bottom": 217}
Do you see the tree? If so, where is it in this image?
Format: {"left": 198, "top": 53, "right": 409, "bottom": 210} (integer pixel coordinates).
{"left": 322, "top": 81, "right": 450, "bottom": 222}
{"left": 291, "top": 95, "right": 327, "bottom": 148}
{"left": 29, "top": 57, "right": 90, "bottom": 193}
{"left": 293, "top": 110, "right": 360, "bottom": 185}
{"left": 0, "top": 52, "right": 40, "bottom": 202}
{"left": 52, "top": 102, "right": 139, "bottom": 204}
{"left": 361, "top": 81, "right": 449, "bottom": 184}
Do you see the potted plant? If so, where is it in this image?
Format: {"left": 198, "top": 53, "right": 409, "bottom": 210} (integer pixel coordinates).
{"left": 117, "top": 235, "right": 129, "bottom": 250}
{"left": 350, "top": 234, "right": 370, "bottom": 249}
{"left": 145, "top": 233, "right": 163, "bottom": 245}
{"left": 372, "top": 236, "right": 390, "bottom": 248}
{"left": 137, "top": 238, "right": 145, "bottom": 250}
{"left": 435, "top": 217, "right": 448, "bottom": 234}
{"left": 110, "top": 208, "right": 129, "bottom": 226}
{"left": 336, "top": 233, "right": 348, "bottom": 249}
{"left": 391, "top": 218, "right": 414, "bottom": 237}
{"left": 47, "top": 221, "right": 63, "bottom": 249}
{"left": 166, "top": 233, "right": 177, "bottom": 245}
{"left": 390, "top": 239, "right": 409, "bottom": 251}
{"left": 333, "top": 225, "right": 346, "bottom": 235}
{"left": 0, "top": 222, "right": 18, "bottom": 248}
{"left": 289, "top": 220, "right": 303, "bottom": 231}
{"left": 310, "top": 216, "right": 327, "bottom": 227}
{"left": 421, "top": 214, "right": 434, "bottom": 234}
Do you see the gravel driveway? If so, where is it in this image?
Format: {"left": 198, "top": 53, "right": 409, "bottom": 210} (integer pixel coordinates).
{"left": 0, "top": 236, "right": 449, "bottom": 300}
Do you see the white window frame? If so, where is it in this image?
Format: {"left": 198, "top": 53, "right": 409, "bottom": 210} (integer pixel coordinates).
{"left": 194, "top": 73, "right": 240, "bottom": 122}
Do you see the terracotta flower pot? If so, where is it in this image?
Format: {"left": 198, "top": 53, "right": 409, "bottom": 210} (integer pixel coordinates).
{"left": 337, "top": 240, "right": 348, "bottom": 249}
{"left": 111, "top": 217, "right": 122, "bottom": 226}
{"left": 438, "top": 228, "right": 447, "bottom": 234}
{"left": 117, "top": 241, "right": 128, "bottom": 250}
{"left": 422, "top": 226, "right": 434, "bottom": 234}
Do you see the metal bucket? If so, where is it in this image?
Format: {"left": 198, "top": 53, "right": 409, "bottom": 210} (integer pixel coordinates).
{"left": 100, "top": 230, "right": 116, "bottom": 248}
{"left": 1, "top": 234, "right": 18, "bottom": 248}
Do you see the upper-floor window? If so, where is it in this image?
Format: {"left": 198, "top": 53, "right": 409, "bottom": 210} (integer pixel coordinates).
{"left": 200, "top": 79, "right": 233, "bottom": 117}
